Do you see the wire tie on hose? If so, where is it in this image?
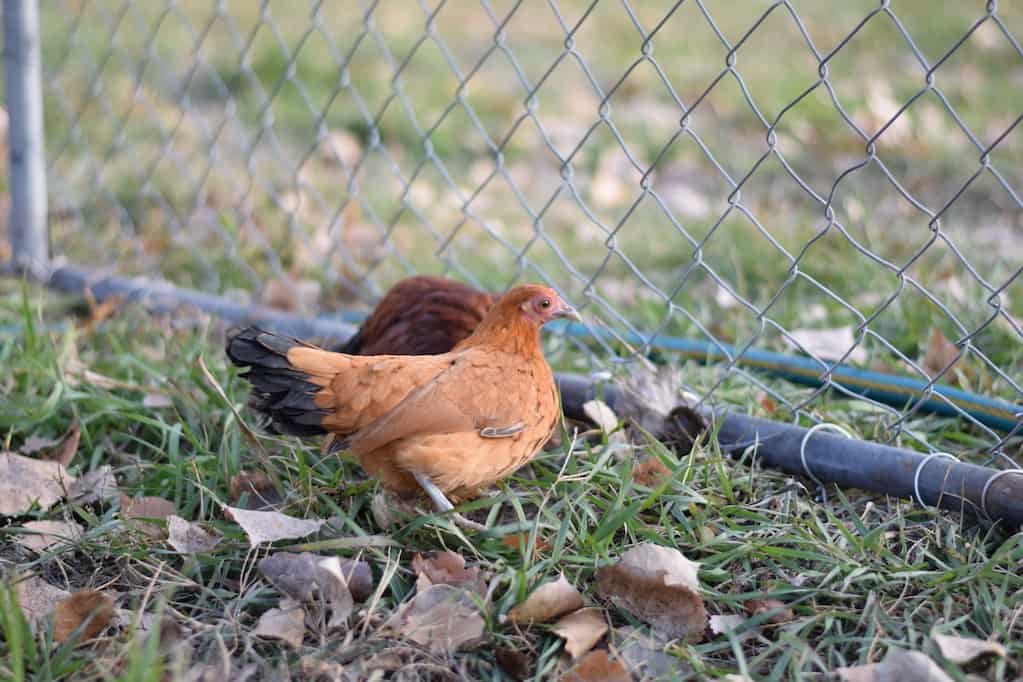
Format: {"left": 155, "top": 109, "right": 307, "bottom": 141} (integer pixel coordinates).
{"left": 979, "top": 468, "right": 1023, "bottom": 522}
{"left": 912, "top": 452, "right": 959, "bottom": 508}
{"left": 799, "top": 422, "right": 853, "bottom": 503}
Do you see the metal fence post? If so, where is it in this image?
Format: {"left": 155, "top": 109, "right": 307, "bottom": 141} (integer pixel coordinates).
{"left": 4, "top": 0, "right": 49, "bottom": 276}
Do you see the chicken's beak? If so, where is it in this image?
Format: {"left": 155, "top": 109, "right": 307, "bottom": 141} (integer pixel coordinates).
{"left": 554, "top": 304, "right": 582, "bottom": 322}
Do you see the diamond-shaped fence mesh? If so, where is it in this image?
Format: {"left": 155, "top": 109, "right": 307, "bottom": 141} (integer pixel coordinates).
{"left": 4, "top": 1, "right": 1022, "bottom": 467}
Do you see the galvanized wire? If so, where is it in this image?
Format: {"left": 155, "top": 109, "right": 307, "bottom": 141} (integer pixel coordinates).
{"left": 17, "top": 0, "right": 1023, "bottom": 466}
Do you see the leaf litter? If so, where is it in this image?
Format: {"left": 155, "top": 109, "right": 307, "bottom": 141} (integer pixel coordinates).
{"left": 53, "top": 590, "right": 116, "bottom": 645}
{"left": 0, "top": 452, "right": 76, "bottom": 516}
{"left": 504, "top": 573, "right": 584, "bottom": 625}
{"left": 166, "top": 515, "right": 223, "bottom": 554}
{"left": 596, "top": 542, "right": 707, "bottom": 642}
{"left": 225, "top": 506, "right": 325, "bottom": 546}
{"left": 14, "top": 519, "right": 84, "bottom": 552}
{"left": 553, "top": 607, "right": 608, "bottom": 659}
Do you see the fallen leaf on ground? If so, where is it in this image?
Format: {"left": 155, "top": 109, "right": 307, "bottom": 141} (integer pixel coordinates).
{"left": 563, "top": 649, "right": 633, "bottom": 682}
{"left": 166, "top": 515, "right": 222, "bottom": 554}
{"left": 710, "top": 614, "right": 757, "bottom": 641}
{"left": 44, "top": 421, "right": 81, "bottom": 467}
{"left": 14, "top": 575, "right": 71, "bottom": 629}
{"left": 20, "top": 434, "right": 59, "bottom": 455}
{"left": 121, "top": 495, "right": 175, "bottom": 539}
{"left": 504, "top": 574, "right": 584, "bottom": 625}
{"left": 412, "top": 550, "right": 485, "bottom": 596}
{"left": 228, "top": 470, "right": 283, "bottom": 511}
{"left": 383, "top": 583, "right": 484, "bottom": 652}
{"left": 744, "top": 598, "right": 795, "bottom": 625}
{"left": 554, "top": 608, "right": 608, "bottom": 659}
{"left": 582, "top": 400, "right": 620, "bottom": 433}
{"left": 14, "top": 519, "right": 84, "bottom": 552}
{"left": 253, "top": 598, "right": 306, "bottom": 649}
{"left": 258, "top": 552, "right": 373, "bottom": 603}
{"left": 67, "top": 466, "right": 119, "bottom": 505}
{"left": 225, "top": 506, "right": 324, "bottom": 546}
{"left": 596, "top": 542, "right": 706, "bottom": 642}
{"left": 789, "top": 327, "right": 867, "bottom": 364}
{"left": 931, "top": 632, "right": 1006, "bottom": 664}
{"left": 837, "top": 649, "right": 953, "bottom": 682}
{"left": 632, "top": 458, "right": 672, "bottom": 488}
{"left": 501, "top": 532, "right": 552, "bottom": 556}
{"left": 922, "top": 328, "right": 961, "bottom": 378}
{"left": 494, "top": 646, "right": 532, "bottom": 681}
{"left": 615, "top": 626, "right": 683, "bottom": 680}
{"left": 53, "top": 590, "right": 115, "bottom": 644}
{"left": 611, "top": 365, "right": 707, "bottom": 454}
{"left": 0, "top": 452, "right": 75, "bottom": 516}
{"left": 317, "top": 556, "right": 356, "bottom": 629}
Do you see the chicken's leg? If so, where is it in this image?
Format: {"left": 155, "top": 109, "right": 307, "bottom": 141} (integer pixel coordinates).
{"left": 413, "top": 471, "right": 487, "bottom": 532}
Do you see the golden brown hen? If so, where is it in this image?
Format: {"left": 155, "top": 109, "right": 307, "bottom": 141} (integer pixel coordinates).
{"left": 334, "top": 275, "right": 494, "bottom": 356}
{"left": 227, "top": 284, "right": 578, "bottom": 516}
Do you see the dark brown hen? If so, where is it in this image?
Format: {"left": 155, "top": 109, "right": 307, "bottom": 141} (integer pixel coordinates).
{"left": 335, "top": 275, "right": 494, "bottom": 356}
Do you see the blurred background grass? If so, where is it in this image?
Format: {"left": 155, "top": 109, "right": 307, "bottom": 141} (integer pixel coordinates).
{"left": 17, "top": 0, "right": 1023, "bottom": 415}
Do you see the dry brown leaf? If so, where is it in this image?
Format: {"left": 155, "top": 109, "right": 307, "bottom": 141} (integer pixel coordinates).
{"left": 53, "top": 590, "right": 115, "bottom": 644}
{"left": 504, "top": 574, "right": 584, "bottom": 625}
{"left": 20, "top": 435, "right": 60, "bottom": 455}
{"left": 709, "top": 614, "right": 757, "bottom": 641}
{"left": 412, "top": 550, "right": 485, "bottom": 596}
{"left": 253, "top": 598, "right": 306, "bottom": 649}
{"left": 931, "top": 632, "right": 1006, "bottom": 664}
{"left": 632, "top": 458, "right": 672, "bottom": 488}
{"left": 45, "top": 421, "right": 81, "bottom": 467}
{"left": 225, "top": 506, "right": 324, "bottom": 547}
{"left": 166, "top": 515, "right": 222, "bottom": 554}
{"left": 67, "top": 466, "right": 119, "bottom": 505}
{"left": 14, "top": 575, "right": 71, "bottom": 629}
{"left": 789, "top": 327, "right": 867, "bottom": 364}
{"left": 922, "top": 328, "right": 961, "bottom": 378}
{"left": 582, "top": 400, "right": 620, "bottom": 433}
{"left": 563, "top": 649, "right": 633, "bottom": 682}
{"left": 494, "top": 647, "right": 532, "bottom": 681}
{"left": 384, "top": 584, "right": 484, "bottom": 653}
{"left": 0, "top": 452, "right": 75, "bottom": 516}
{"left": 553, "top": 608, "right": 608, "bottom": 659}
{"left": 500, "top": 532, "right": 552, "bottom": 556}
{"left": 596, "top": 542, "right": 706, "bottom": 642}
{"left": 258, "top": 552, "right": 373, "bottom": 604}
{"left": 837, "top": 649, "right": 953, "bottom": 682}
{"left": 317, "top": 556, "right": 356, "bottom": 629}
{"left": 228, "top": 470, "right": 283, "bottom": 511}
{"left": 121, "top": 495, "right": 175, "bottom": 539}
{"left": 615, "top": 626, "right": 683, "bottom": 680}
{"left": 744, "top": 598, "right": 795, "bottom": 625}
{"left": 14, "top": 520, "right": 84, "bottom": 552}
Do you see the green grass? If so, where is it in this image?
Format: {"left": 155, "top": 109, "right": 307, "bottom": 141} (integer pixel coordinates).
{"left": 4, "top": 3, "right": 1023, "bottom": 675}
{"left": 1, "top": 281, "right": 1020, "bottom": 681}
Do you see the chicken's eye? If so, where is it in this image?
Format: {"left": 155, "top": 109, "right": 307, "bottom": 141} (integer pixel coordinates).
{"left": 539, "top": 298, "right": 551, "bottom": 309}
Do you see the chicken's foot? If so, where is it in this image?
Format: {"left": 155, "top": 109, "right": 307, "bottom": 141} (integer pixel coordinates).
{"left": 413, "top": 471, "right": 488, "bottom": 532}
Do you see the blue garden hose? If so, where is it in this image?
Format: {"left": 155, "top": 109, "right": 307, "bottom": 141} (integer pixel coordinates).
{"left": 329, "top": 312, "right": 1021, "bottom": 433}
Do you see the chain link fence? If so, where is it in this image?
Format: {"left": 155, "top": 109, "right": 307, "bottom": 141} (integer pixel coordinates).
{"left": 4, "top": 1, "right": 1023, "bottom": 467}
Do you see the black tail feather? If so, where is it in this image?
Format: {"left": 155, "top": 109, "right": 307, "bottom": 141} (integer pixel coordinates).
{"left": 226, "top": 327, "right": 329, "bottom": 437}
